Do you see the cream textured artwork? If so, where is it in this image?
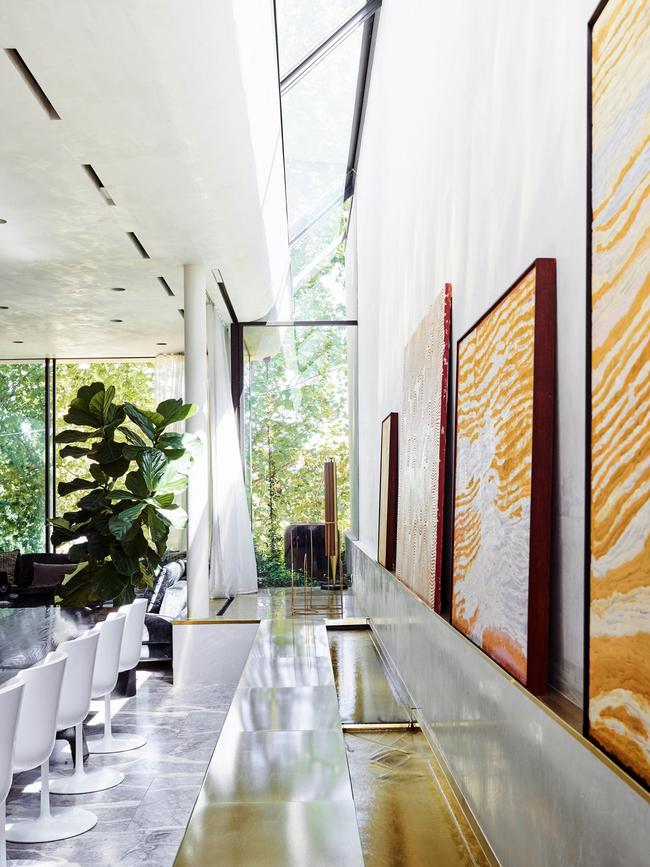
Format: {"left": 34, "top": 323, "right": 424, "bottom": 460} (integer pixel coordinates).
{"left": 589, "top": 0, "right": 650, "bottom": 788}
{"left": 395, "top": 284, "right": 451, "bottom": 611}
{"left": 452, "top": 269, "right": 537, "bottom": 685}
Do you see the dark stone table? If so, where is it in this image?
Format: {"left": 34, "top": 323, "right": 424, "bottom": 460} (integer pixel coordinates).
{"left": 0, "top": 606, "right": 90, "bottom": 684}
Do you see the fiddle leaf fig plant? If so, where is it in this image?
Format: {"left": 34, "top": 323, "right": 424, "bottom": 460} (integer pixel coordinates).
{"left": 50, "top": 381, "right": 199, "bottom": 607}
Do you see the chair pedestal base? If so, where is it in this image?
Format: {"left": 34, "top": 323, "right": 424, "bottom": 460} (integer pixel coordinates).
{"left": 50, "top": 765, "right": 124, "bottom": 795}
{"left": 6, "top": 806, "right": 97, "bottom": 843}
{"left": 88, "top": 733, "right": 146, "bottom": 754}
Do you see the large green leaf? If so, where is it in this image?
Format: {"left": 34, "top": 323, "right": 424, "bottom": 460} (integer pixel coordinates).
{"left": 106, "top": 489, "right": 137, "bottom": 502}
{"left": 123, "top": 403, "right": 156, "bottom": 441}
{"left": 152, "top": 492, "right": 174, "bottom": 509}
{"left": 157, "top": 504, "right": 188, "bottom": 529}
{"left": 59, "top": 445, "right": 91, "bottom": 459}
{"left": 157, "top": 465, "right": 188, "bottom": 494}
{"left": 109, "top": 544, "right": 139, "bottom": 577}
{"left": 67, "top": 541, "right": 89, "bottom": 562}
{"left": 119, "top": 426, "right": 147, "bottom": 447}
{"left": 136, "top": 448, "right": 168, "bottom": 492}
{"left": 57, "top": 564, "right": 95, "bottom": 607}
{"left": 90, "top": 439, "right": 123, "bottom": 465}
{"left": 86, "top": 532, "right": 111, "bottom": 561}
{"left": 90, "top": 464, "right": 108, "bottom": 485}
{"left": 56, "top": 428, "right": 98, "bottom": 444}
{"left": 76, "top": 382, "right": 105, "bottom": 403}
{"left": 90, "top": 563, "right": 129, "bottom": 603}
{"left": 78, "top": 489, "right": 109, "bottom": 512}
{"left": 88, "top": 385, "right": 115, "bottom": 423}
{"left": 142, "top": 409, "right": 165, "bottom": 428}
{"left": 156, "top": 399, "right": 198, "bottom": 427}
{"left": 157, "top": 431, "right": 184, "bottom": 450}
{"left": 122, "top": 528, "right": 149, "bottom": 558}
{"left": 114, "top": 583, "right": 136, "bottom": 606}
{"left": 63, "top": 407, "right": 100, "bottom": 427}
{"left": 101, "top": 457, "right": 130, "bottom": 479}
{"left": 145, "top": 505, "right": 171, "bottom": 543}
{"left": 108, "top": 502, "right": 146, "bottom": 539}
{"left": 125, "top": 470, "right": 149, "bottom": 499}
{"left": 57, "top": 478, "right": 97, "bottom": 497}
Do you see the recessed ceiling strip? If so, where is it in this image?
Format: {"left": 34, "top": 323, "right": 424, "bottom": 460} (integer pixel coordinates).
{"left": 158, "top": 276, "right": 175, "bottom": 297}
{"left": 4, "top": 48, "right": 61, "bottom": 119}
{"left": 82, "top": 164, "right": 115, "bottom": 205}
{"left": 127, "top": 231, "right": 150, "bottom": 259}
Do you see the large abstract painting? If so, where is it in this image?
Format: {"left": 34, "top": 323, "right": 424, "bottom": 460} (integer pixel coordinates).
{"left": 588, "top": 0, "right": 650, "bottom": 788}
{"left": 395, "top": 284, "right": 451, "bottom": 612}
{"left": 451, "top": 261, "right": 555, "bottom": 694}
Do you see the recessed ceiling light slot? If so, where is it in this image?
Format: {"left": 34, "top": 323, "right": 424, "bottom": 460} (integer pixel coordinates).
{"left": 4, "top": 49, "right": 60, "bottom": 119}
{"left": 178, "top": 309, "right": 185, "bottom": 319}
{"left": 158, "top": 276, "right": 174, "bottom": 297}
{"left": 127, "top": 232, "right": 150, "bottom": 259}
{"left": 83, "top": 164, "right": 115, "bottom": 206}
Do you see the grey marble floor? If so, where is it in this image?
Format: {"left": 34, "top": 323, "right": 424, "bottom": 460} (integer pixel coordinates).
{"left": 6, "top": 664, "right": 235, "bottom": 867}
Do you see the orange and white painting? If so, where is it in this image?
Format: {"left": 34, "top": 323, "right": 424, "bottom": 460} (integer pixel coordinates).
{"left": 451, "top": 269, "right": 536, "bottom": 685}
{"left": 589, "top": 0, "right": 650, "bottom": 787}
{"left": 395, "top": 285, "right": 451, "bottom": 611}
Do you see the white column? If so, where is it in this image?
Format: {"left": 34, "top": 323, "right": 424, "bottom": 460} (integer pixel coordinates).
{"left": 183, "top": 263, "right": 210, "bottom": 618}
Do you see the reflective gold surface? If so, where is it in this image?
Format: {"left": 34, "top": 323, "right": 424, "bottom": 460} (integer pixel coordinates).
{"left": 175, "top": 594, "right": 364, "bottom": 866}
{"left": 198, "top": 729, "right": 351, "bottom": 803}
{"left": 329, "top": 628, "right": 412, "bottom": 724}
{"left": 175, "top": 801, "right": 364, "bottom": 867}
{"left": 221, "top": 685, "right": 342, "bottom": 734}
{"left": 351, "top": 541, "right": 650, "bottom": 867}
{"left": 176, "top": 589, "right": 491, "bottom": 867}
{"left": 346, "top": 730, "right": 490, "bottom": 867}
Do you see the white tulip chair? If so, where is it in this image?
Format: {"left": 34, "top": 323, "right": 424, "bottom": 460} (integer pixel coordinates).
{"left": 55, "top": 613, "right": 127, "bottom": 792}
{"left": 5, "top": 651, "right": 97, "bottom": 843}
{"left": 50, "top": 628, "right": 119, "bottom": 796}
{"left": 88, "top": 600, "right": 147, "bottom": 754}
{"left": 0, "top": 679, "right": 24, "bottom": 867}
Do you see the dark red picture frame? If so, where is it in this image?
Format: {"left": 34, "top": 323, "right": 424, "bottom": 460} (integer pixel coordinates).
{"left": 450, "top": 259, "right": 556, "bottom": 695}
{"left": 377, "top": 412, "right": 399, "bottom": 572}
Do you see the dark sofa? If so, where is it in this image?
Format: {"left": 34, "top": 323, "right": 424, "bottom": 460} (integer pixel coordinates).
{"left": 13, "top": 553, "right": 74, "bottom": 606}
{"left": 140, "top": 556, "right": 187, "bottom": 662}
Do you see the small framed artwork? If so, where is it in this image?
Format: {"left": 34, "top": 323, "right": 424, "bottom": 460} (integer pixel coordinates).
{"left": 377, "top": 412, "right": 399, "bottom": 571}
{"left": 586, "top": 0, "right": 650, "bottom": 790}
{"left": 451, "top": 259, "right": 556, "bottom": 695}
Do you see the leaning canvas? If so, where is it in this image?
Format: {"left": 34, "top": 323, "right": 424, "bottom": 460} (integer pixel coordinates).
{"left": 451, "top": 260, "right": 555, "bottom": 694}
{"left": 395, "top": 284, "right": 451, "bottom": 612}
{"left": 588, "top": 0, "right": 650, "bottom": 789}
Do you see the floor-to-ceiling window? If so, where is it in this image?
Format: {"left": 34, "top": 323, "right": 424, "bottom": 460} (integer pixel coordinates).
{"left": 0, "top": 361, "right": 47, "bottom": 552}
{"left": 0, "top": 358, "right": 155, "bottom": 554}
{"left": 244, "top": 321, "right": 352, "bottom": 583}
{"left": 55, "top": 360, "right": 155, "bottom": 518}
{"left": 235, "top": 1, "right": 378, "bottom": 585}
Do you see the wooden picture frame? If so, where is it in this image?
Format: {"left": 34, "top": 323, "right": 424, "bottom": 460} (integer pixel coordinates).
{"left": 585, "top": 0, "right": 650, "bottom": 791}
{"left": 377, "top": 412, "right": 399, "bottom": 572}
{"left": 450, "top": 259, "right": 556, "bottom": 695}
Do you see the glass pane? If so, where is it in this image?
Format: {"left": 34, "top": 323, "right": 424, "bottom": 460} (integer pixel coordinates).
{"left": 289, "top": 201, "right": 349, "bottom": 320}
{"left": 276, "top": 0, "right": 366, "bottom": 77}
{"left": 55, "top": 360, "right": 155, "bottom": 519}
{"left": 0, "top": 362, "right": 46, "bottom": 552}
{"left": 243, "top": 325, "right": 351, "bottom": 586}
{"left": 283, "top": 24, "right": 363, "bottom": 241}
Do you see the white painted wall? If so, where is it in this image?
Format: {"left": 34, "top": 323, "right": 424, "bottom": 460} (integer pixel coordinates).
{"left": 352, "top": 0, "right": 597, "bottom": 703}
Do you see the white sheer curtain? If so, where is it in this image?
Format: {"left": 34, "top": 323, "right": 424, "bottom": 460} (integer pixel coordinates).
{"left": 155, "top": 353, "right": 186, "bottom": 551}
{"left": 155, "top": 353, "right": 184, "bottom": 408}
{"left": 207, "top": 306, "right": 258, "bottom": 597}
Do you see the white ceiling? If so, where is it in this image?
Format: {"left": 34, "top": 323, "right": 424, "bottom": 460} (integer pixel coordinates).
{"left": 0, "top": 0, "right": 289, "bottom": 359}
